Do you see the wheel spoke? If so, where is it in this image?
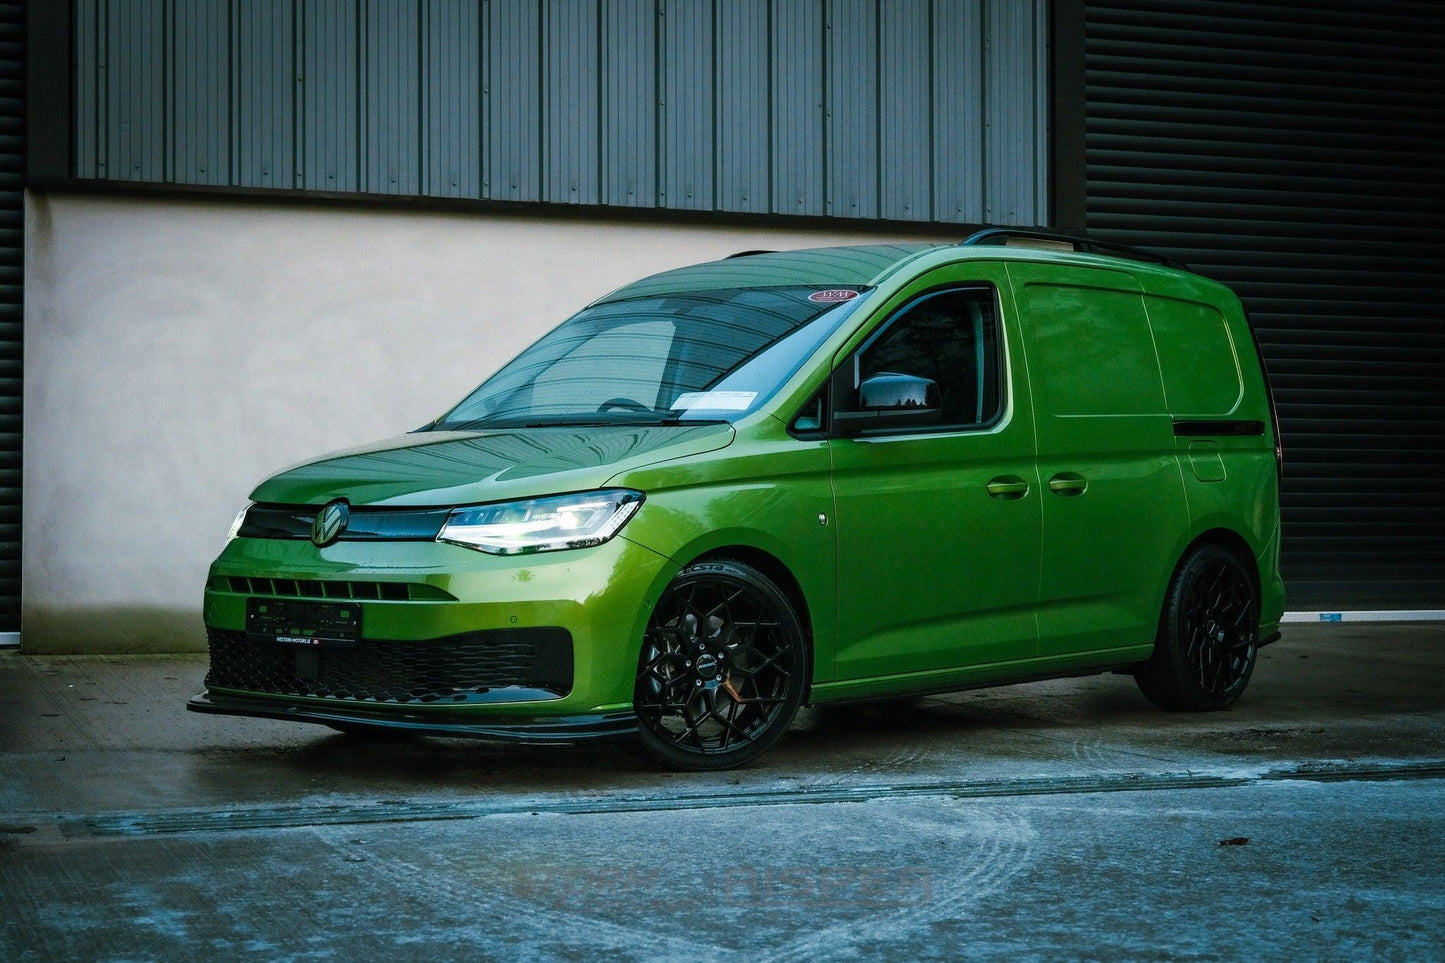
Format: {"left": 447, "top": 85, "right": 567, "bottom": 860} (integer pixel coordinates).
{"left": 718, "top": 705, "right": 753, "bottom": 744}
{"left": 705, "top": 587, "right": 746, "bottom": 621}
{"left": 746, "top": 648, "right": 792, "bottom": 675}
{"left": 637, "top": 649, "right": 672, "bottom": 679}
{"left": 677, "top": 702, "right": 710, "bottom": 748}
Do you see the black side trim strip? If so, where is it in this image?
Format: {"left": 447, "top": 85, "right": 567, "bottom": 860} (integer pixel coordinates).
{"left": 1173, "top": 419, "right": 1265, "bottom": 437}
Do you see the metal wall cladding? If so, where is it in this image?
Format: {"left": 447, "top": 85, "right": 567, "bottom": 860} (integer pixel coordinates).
{"left": 70, "top": 0, "right": 1049, "bottom": 225}
{"left": 1084, "top": 0, "right": 1445, "bottom": 609}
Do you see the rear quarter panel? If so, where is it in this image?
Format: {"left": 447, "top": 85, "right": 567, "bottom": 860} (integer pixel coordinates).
{"left": 1138, "top": 270, "right": 1285, "bottom": 630}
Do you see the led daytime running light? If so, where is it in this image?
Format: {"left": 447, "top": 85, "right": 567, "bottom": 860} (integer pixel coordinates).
{"left": 437, "top": 490, "right": 643, "bottom": 555}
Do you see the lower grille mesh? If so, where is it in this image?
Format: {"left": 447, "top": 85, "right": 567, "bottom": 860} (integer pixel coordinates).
{"left": 211, "top": 576, "right": 455, "bottom": 602}
{"left": 205, "top": 628, "right": 573, "bottom": 704}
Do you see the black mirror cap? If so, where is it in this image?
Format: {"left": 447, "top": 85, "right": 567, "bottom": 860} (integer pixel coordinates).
{"left": 858, "top": 372, "right": 940, "bottom": 411}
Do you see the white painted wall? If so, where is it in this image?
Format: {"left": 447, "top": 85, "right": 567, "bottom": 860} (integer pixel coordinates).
{"left": 23, "top": 191, "right": 938, "bottom": 652}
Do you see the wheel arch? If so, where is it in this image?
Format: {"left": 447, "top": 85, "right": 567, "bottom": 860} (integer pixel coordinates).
{"left": 686, "top": 544, "right": 816, "bottom": 694}
{"left": 1182, "top": 527, "right": 1262, "bottom": 597}
{"left": 1150, "top": 526, "right": 1265, "bottom": 643}
{"left": 1136, "top": 526, "right": 1264, "bottom": 710}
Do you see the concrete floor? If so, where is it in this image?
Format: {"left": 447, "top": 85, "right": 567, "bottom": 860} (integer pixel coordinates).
{"left": 2, "top": 623, "right": 1442, "bottom": 959}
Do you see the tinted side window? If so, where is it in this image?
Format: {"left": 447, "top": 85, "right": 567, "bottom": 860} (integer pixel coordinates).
{"left": 1145, "top": 296, "right": 1243, "bottom": 416}
{"left": 1021, "top": 282, "right": 1165, "bottom": 416}
{"left": 859, "top": 288, "right": 1001, "bottom": 428}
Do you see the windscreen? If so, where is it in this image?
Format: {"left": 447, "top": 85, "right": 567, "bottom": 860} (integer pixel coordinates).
{"left": 431, "top": 287, "right": 868, "bottom": 430}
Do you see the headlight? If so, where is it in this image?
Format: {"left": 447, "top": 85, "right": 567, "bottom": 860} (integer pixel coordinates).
{"left": 437, "top": 490, "right": 643, "bottom": 555}
{"left": 226, "top": 503, "right": 252, "bottom": 543}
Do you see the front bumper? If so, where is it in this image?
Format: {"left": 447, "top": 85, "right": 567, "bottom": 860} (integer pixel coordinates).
{"left": 198, "top": 531, "right": 680, "bottom": 726}
{"left": 186, "top": 689, "right": 637, "bottom": 743}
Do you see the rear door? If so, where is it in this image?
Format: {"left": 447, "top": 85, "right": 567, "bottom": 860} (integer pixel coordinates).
{"left": 1006, "top": 262, "right": 1187, "bottom": 660}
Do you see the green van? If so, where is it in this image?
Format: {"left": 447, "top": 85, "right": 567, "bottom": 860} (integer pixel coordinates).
{"left": 190, "top": 230, "right": 1284, "bottom": 770}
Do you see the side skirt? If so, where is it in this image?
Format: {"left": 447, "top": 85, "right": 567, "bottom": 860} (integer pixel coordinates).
{"left": 808, "top": 629, "right": 1283, "bottom": 707}
{"left": 806, "top": 644, "right": 1156, "bottom": 707}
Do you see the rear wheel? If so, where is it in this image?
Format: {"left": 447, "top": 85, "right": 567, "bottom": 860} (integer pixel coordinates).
{"left": 632, "top": 560, "right": 807, "bottom": 770}
{"left": 1135, "top": 543, "right": 1260, "bottom": 711}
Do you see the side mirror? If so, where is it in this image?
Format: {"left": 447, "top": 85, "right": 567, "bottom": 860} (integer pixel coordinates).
{"left": 832, "top": 372, "right": 943, "bottom": 435}
{"left": 858, "top": 372, "right": 940, "bottom": 410}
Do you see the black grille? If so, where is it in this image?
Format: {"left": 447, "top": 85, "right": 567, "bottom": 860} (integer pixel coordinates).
{"left": 238, "top": 503, "right": 452, "bottom": 541}
{"left": 205, "top": 628, "right": 573, "bottom": 704}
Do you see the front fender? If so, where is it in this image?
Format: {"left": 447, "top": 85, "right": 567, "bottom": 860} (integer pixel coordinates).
{"left": 609, "top": 426, "right": 838, "bottom": 682}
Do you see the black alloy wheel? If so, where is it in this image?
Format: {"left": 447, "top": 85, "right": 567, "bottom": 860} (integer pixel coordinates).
{"left": 1136, "top": 543, "right": 1261, "bottom": 711}
{"left": 632, "top": 560, "right": 807, "bottom": 770}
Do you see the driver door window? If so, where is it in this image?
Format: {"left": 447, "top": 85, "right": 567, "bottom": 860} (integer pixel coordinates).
{"left": 858, "top": 288, "right": 1001, "bottom": 429}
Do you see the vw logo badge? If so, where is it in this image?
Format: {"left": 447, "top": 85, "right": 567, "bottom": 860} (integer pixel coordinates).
{"left": 311, "top": 500, "right": 349, "bottom": 547}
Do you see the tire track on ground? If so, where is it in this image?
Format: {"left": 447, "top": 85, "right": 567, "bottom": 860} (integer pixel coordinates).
{"left": 755, "top": 808, "right": 1036, "bottom": 961}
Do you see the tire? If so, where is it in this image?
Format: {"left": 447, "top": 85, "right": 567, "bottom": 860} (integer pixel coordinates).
{"left": 631, "top": 560, "right": 808, "bottom": 770}
{"left": 1135, "top": 543, "right": 1261, "bottom": 711}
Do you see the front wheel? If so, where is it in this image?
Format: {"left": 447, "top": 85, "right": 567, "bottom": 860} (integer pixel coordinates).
{"left": 1135, "top": 543, "right": 1260, "bottom": 711}
{"left": 632, "top": 560, "right": 807, "bottom": 770}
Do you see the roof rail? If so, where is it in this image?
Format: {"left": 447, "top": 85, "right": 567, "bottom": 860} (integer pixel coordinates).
{"left": 959, "top": 228, "right": 1190, "bottom": 272}
{"left": 725, "top": 249, "right": 775, "bottom": 259}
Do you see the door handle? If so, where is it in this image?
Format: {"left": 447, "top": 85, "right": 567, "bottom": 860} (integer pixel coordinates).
{"left": 986, "top": 476, "right": 1030, "bottom": 499}
{"left": 1047, "top": 472, "right": 1088, "bottom": 496}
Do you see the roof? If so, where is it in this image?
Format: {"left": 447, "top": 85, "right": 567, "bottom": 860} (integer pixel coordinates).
{"left": 596, "top": 243, "right": 943, "bottom": 301}
{"left": 594, "top": 236, "right": 1209, "bottom": 304}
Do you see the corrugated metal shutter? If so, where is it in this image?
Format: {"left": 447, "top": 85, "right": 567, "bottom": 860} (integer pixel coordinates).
{"left": 1084, "top": 0, "right": 1445, "bottom": 609}
{"left": 0, "top": 1, "right": 19, "bottom": 632}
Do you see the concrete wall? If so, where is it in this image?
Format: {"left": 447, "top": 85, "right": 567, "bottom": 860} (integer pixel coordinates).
{"left": 23, "top": 191, "right": 941, "bottom": 652}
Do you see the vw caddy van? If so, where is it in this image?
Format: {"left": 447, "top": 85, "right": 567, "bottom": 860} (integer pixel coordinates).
{"left": 191, "top": 230, "right": 1284, "bottom": 770}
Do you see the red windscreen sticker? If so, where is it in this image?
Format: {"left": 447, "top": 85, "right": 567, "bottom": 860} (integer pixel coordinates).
{"left": 808, "top": 289, "right": 859, "bottom": 303}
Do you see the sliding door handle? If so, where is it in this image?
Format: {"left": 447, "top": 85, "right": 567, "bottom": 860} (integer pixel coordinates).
{"left": 986, "top": 476, "right": 1030, "bottom": 499}
{"left": 1047, "top": 472, "right": 1088, "bottom": 496}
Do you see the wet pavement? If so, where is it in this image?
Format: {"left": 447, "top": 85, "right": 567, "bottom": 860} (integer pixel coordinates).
{"left": 2, "top": 622, "right": 1442, "bottom": 959}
